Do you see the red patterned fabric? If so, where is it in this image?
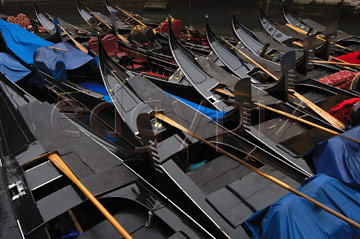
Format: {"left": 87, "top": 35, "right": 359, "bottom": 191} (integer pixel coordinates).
{"left": 6, "top": 16, "right": 16, "bottom": 24}
{"left": 88, "top": 34, "right": 127, "bottom": 59}
{"left": 7, "top": 14, "right": 32, "bottom": 30}
{"left": 331, "top": 52, "right": 360, "bottom": 64}
{"left": 328, "top": 98, "right": 360, "bottom": 125}
{"left": 317, "top": 70, "right": 357, "bottom": 91}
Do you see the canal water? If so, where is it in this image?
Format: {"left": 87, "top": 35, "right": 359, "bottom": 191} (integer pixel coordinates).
{"left": 1, "top": 0, "right": 359, "bottom": 38}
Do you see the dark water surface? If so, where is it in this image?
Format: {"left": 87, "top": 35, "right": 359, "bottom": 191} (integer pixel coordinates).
{"left": 2, "top": 0, "right": 360, "bottom": 38}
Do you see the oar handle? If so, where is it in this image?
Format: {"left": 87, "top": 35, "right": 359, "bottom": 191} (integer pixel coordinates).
{"left": 86, "top": 7, "right": 111, "bottom": 29}
{"left": 311, "top": 60, "right": 360, "bottom": 68}
{"left": 289, "top": 90, "right": 345, "bottom": 130}
{"left": 254, "top": 102, "right": 360, "bottom": 145}
{"left": 48, "top": 153, "right": 133, "bottom": 239}
{"left": 59, "top": 26, "right": 88, "bottom": 54}
{"left": 220, "top": 37, "right": 279, "bottom": 82}
{"left": 116, "top": 6, "right": 146, "bottom": 27}
{"left": 285, "top": 23, "right": 354, "bottom": 52}
{"left": 48, "top": 46, "right": 68, "bottom": 52}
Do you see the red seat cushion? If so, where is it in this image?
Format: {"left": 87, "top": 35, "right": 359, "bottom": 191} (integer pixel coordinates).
{"left": 331, "top": 52, "right": 360, "bottom": 64}
{"left": 88, "top": 34, "right": 126, "bottom": 59}
{"left": 172, "top": 20, "right": 183, "bottom": 38}
{"left": 125, "top": 64, "right": 143, "bottom": 70}
{"left": 328, "top": 98, "right": 360, "bottom": 125}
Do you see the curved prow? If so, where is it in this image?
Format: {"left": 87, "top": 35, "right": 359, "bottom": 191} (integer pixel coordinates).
{"left": 77, "top": 0, "right": 92, "bottom": 24}
{"left": 259, "top": 8, "right": 296, "bottom": 45}
{"left": 206, "top": 16, "right": 254, "bottom": 81}
{"left": 34, "top": 3, "right": 55, "bottom": 34}
{"left": 105, "top": 0, "right": 118, "bottom": 13}
{"left": 98, "top": 35, "right": 149, "bottom": 136}
{"left": 282, "top": 4, "right": 315, "bottom": 35}
{"left": 168, "top": 15, "right": 231, "bottom": 112}
{"left": 232, "top": 14, "right": 265, "bottom": 55}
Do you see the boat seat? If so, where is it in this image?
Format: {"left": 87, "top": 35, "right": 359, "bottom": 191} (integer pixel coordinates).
{"left": 89, "top": 34, "right": 127, "bottom": 59}
{"left": 132, "top": 58, "right": 147, "bottom": 63}
{"left": 206, "top": 164, "right": 299, "bottom": 228}
{"left": 188, "top": 154, "right": 252, "bottom": 195}
{"left": 125, "top": 64, "right": 144, "bottom": 70}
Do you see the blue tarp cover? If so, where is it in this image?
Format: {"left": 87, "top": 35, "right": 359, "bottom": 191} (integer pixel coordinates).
{"left": 0, "top": 53, "right": 31, "bottom": 82}
{"left": 243, "top": 174, "right": 360, "bottom": 239}
{"left": 0, "top": 19, "right": 53, "bottom": 64}
{"left": 304, "top": 125, "right": 360, "bottom": 191}
{"left": 34, "top": 42, "right": 94, "bottom": 71}
{"left": 168, "top": 93, "right": 226, "bottom": 122}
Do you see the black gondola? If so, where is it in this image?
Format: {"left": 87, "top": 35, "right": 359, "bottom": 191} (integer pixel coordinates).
{"left": 206, "top": 16, "right": 359, "bottom": 111}
{"left": 98, "top": 34, "right": 313, "bottom": 238}
{"left": 169, "top": 16, "right": 346, "bottom": 171}
{"left": 0, "top": 75, "right": 214, "bottom": 239}
{"left": 231, "top": 14, "right": 360, "bottom": 83}
{"left": 282, "top": 4, "right": 360, "bottom": 50}
{"left": 34, "top": 3, "right": 93, "bottom": 44}
{"left": 259, "top": 9, "right": 351, "bottom": 59}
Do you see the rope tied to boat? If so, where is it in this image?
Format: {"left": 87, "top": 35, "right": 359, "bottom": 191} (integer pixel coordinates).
{"left": 145, "top": 211, "right": 153, "bottom": 227}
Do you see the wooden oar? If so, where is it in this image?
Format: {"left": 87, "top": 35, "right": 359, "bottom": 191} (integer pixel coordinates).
{"left": 59, "top": 25, "right": 88, "bottom": 54}
{"left": 85, "top": 6, "right": 112, "bottom": 30}
{"left": 213, "top": 89, "right": 350, "bottom": 143}
{"left": 253, "top": 102, "right": 360, "bottom": 144}
{"left": 221, "top": 37, "right": 346, "bottom": 130}
{"left": 114, "top": 6, "right": 157, "bottom": 34}
{"left": 329, "top": 56, "right": 360, "bottom": 71}
{"left": 285, "top": 23, "right": 354, "bottom": 52}
{"left": 115, "top": 6, "right": 146, "bottom": 27}
{"left": 311, "top": 60, "right": 360, "bottom": 68}
{"left": 214, "top": 88, "right": 234, "bottom": 97}
{"left": 220, "top": 37, "right": 279, "bottom": 81}
{"left": 48, "top": 46, "right": 68, "bottom": 52}
{"left": 48, "top": 153, "right": 133, "bottom": 239}
{"left": 154, "top": 112, "right": 360, "bottom": 229}
{"left": 289, "top": 90, "right": 345, "bottom": 130}
{"left": 110, "top": 12, "right": 131, "bottom": 45}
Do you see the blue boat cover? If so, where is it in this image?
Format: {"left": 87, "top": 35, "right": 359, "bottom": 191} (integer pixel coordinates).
{"left": 0, "top": 53, "right": 31, "bottom": 82}
{"left": 304, "top": 125, "right": 360, "bottom": 191}
{"left": 243, "top": 174, "right": 360, "bottom": 239}
{"left": 168, "top": 93, "right": 226, "bottom": 122}
{"left": 0, "top": 19, "right": 53, "bottom": 64}
{"left": 34, "top": 42, "right": 94, "bottom": 71}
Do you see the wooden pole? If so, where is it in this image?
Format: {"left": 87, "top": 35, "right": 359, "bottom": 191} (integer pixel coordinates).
{"left": 221, "top": 37, "right": 345, "bottom": 130}
{"left": 311, "top": 60, "right": 360, "bottom": 68}
{"left": 85, "top": 7, "right": 112, "bottom": 29}
{"left": 48, "top": 153, "right": 133, "bottom": 239}
{"left": 289, "top": 90, "right": 345, "bottom": 130}
{"left": 221, "top": 37, "right": 279, "bottom": 81}
{"left": 154, "top": 112, "right": 360, "bottom": 229}
{"left": 253, "top": 102, "right": 360, "bottom": 144}
{"left": 48, "top": 46, "right": 68, "bottom": 52}
{"left": 59, "top": 26, "right": 88, "bottom": 54}
{"left": 285, "top": 23, "right": 354, "bottom": 52}
{"left": 115, "top": 6, "right": 146, "bottom": 27}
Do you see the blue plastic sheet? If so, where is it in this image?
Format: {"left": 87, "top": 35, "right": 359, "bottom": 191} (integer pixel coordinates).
{"left": 34, "top": 42, "right": 94, "bottom": 72}
{"left": 76, "top": 81, "right": 112, "bottom": 103}
{"left": 0, "top": 53, "right": 31, "bottom": 82}
{"left": 0, "top": 19, "right": 53, "bottom": 64}
{"left": 168, "top": 93, "right": 226, "bottom": 122}
{"left": 304, "top": 125, "right": 360, "bottom": 191}
{"left": 243, "top": 174, "right": 360, "bottom": 239}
